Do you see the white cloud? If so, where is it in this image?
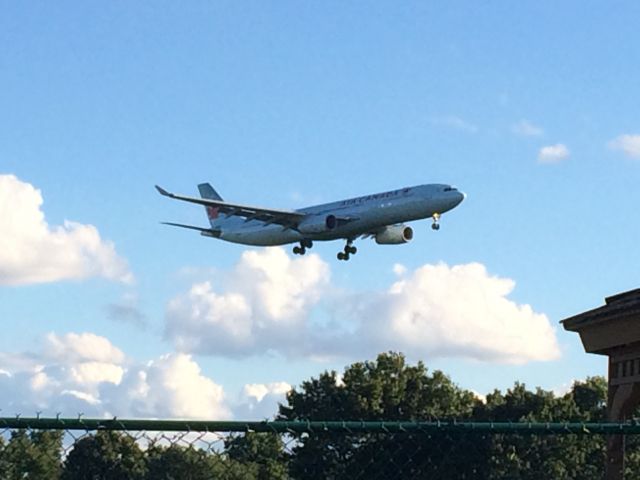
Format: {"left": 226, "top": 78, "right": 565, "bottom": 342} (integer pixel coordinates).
{"left": 165, "top": 248, "right": 330, "bottom": 356}
{"left": 234, "top": 382, "right": 291, "bottom": 419}
{"left": 0, "top": 333, "right": 126, "bottom": 414}
{"left": 61, "top": 390, "right": 101, "bottom": 406}
{"left": 335, "top": 262, "right": 560, "bottom": 364}
{"left": 471, "top": 390, "right": 487, "bottom": 403}
{"left": 552, "top": 380, "right": 575, "bottom": 398}
{"left": 392, "top": 263, "right": 407, "bottom": 277}
{"left": 44, "top": 332, "right": 126, "bottom": 364}
{"left": 69, "top": 362, "right": 124, "bottom": 386}
{"left": 102, "top": 354, "right": 230, "bottom": 419}
{"left": 166, "top": 249, "right": 559, "bottom": 365}
{"left": 243, "top": 382, "right": 291, "bottom": 403}
{"left": 512, "top": 120, "right": 543, "bottom": 137}
{"left": 0, "top": 255, "right": 562, "bottom": 419}
{"left": 608, "top": 134, "right": 640, "bottom": 159}
{"left": 0, "top": 174, "right": 132, "bottom": 286}
{"left": 537, "top": 144, "right": 570, "bottom": 164}
{"left": 0, "top": 333, "right": 230, "bottom": 419}
{"left": 428, "top": 115, "right": 478, "bottom": 133}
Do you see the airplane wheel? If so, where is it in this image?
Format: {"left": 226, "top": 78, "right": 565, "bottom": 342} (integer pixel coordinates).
{"left": 337, "top": 252, "right": 345, "bottom": 260}
{"left": 302, "top": 239, "right": 313, "bottom": 249}
{"left": 432, "top": 223, "right": 440, "bottom": 231}
{"left": 293, "top": 246, "right": 301, "bottom": 255}
{"left": 347, "top": 246, "right": 357, "bottom": 255}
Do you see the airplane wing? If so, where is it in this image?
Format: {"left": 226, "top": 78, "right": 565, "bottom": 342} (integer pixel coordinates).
{"left": 156, "top": 185, "right": 306, "bottom": 228}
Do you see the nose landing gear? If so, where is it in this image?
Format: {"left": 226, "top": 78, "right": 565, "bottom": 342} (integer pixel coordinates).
{"left": 431, "top": 213, "right": 441, "bottom": 231}
{"left": 293, "top": 239, "right": 313, "bottom": 255}
{"left": 337, "top": 239, "right": 357, "bottom": 261}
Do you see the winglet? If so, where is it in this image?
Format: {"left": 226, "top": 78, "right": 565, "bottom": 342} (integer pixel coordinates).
{"left": 155, "top": 185, "right": 172, "bottom": 197}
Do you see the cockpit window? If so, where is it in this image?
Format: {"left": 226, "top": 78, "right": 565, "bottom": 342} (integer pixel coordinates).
{"left": 443, "top": 186, "right": 457, "bottom": 192}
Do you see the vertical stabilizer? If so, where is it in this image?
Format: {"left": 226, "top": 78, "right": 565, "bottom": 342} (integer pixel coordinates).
{"left": 198, "top": 183, "right": 223, "bottom": 201}
{"left": 198, "top": 183, "right": 224, "bottom": 227}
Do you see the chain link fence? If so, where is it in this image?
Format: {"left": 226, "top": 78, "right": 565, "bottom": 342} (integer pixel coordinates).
{"left": 2, "top": 417, "right": 640, "bottom": 479}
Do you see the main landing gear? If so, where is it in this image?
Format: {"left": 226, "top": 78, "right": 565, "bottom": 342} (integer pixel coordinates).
{"left": 431, "top": 213, "right": 441, "bottom": 231}
{"left": 337, "top": 239, "right": 357, "bottom": 261}
{"left": 293, "top": 239, "right": 313, "bottom": 255}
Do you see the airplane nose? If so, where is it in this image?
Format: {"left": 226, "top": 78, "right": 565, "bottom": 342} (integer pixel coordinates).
{"left": 456, "top": 191, "right": 466, "bottom": 205}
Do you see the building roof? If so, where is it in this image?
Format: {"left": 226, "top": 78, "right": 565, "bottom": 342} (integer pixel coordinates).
{"left": 562, "top": 288, "right": 640, "bottom": 332}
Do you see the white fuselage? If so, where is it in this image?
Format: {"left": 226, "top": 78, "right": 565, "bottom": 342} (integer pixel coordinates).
{"left": 215, "top": 184, "right": 465, "bottom": 246}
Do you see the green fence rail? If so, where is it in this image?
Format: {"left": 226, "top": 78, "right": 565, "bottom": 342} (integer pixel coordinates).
{"left": 1, "top": 417, "right": 639, "bottom": 479}
{"left": 2, "top": 417, "right": 640, "bottom": 434}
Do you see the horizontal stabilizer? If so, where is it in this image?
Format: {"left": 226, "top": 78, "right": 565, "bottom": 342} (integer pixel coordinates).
{"left": 160, "top": 222, "right": 221, "bottom": 238}
{"left": 156, "top": 185, "right": 173, "bottom": 197}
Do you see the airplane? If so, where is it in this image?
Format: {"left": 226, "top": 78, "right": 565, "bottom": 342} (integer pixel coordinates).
{"left": 155, "top": 182, "right": 465, "bottom": 261}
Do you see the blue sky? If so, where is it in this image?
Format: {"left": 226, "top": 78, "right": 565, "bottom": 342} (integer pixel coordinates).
{"left": 2, "top": 1, "right": 640, "bottom": 419}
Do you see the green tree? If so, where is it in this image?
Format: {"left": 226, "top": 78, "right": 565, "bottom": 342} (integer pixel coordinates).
{"left": 482, "top": 379, "right": 607, "bottom": 480}
{"left": 62, "top": 431, "right": 147, "bottom": 480}
{"left": 146, "top": 444, "right": 217, "bottom": 480}
{"left": 0, "top": 435, "right": 7, "bottom": 478}
{"left": 278, "top": 353, "right": 614, "bottom": 479}
{"left": 280, "top": 351, "right": 479, "bottom": 422}
{"left": 149, "top": 440, "right": 292, "bottom": 480}
{"left": 570, "top": 376, "right": 607, "bottom": 421}
{"left": 225, "top": 432, "right": 288, "bottom": 480}
{"left": 278, "top": 351, "right": 484, "bottom": 479}
{"left": 0, "top": 429, "right": 63, "bottom": 479}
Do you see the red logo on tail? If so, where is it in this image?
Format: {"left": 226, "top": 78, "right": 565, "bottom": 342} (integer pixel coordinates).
{"left": 206, "top": 206, "right": 219, "bottom": 220}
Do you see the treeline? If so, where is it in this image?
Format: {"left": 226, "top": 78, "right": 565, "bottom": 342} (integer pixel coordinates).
{"left": 0, "top": 352, "right": 635, "bottom": 479}
{"left": 0, "top": 429, "right": 286, "bottom": 480}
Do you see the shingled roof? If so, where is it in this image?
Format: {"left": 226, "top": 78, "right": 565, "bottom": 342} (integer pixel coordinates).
{"left": 560, "top": 288, "right": 640, "bottom": 355}
{"left": 562, "top": 288, "right": 640, "bottom": 332}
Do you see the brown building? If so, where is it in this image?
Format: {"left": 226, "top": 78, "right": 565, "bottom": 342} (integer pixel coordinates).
{"left": 562, "top": 288, "right": 640, "bottom": 480}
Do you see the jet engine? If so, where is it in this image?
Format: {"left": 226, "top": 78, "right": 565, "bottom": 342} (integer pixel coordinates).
{"left": 298, "top": 214, "right": 338, "bottom": 234}
{"left": 375, "top": 225, "right": 413, "bottom": 244}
